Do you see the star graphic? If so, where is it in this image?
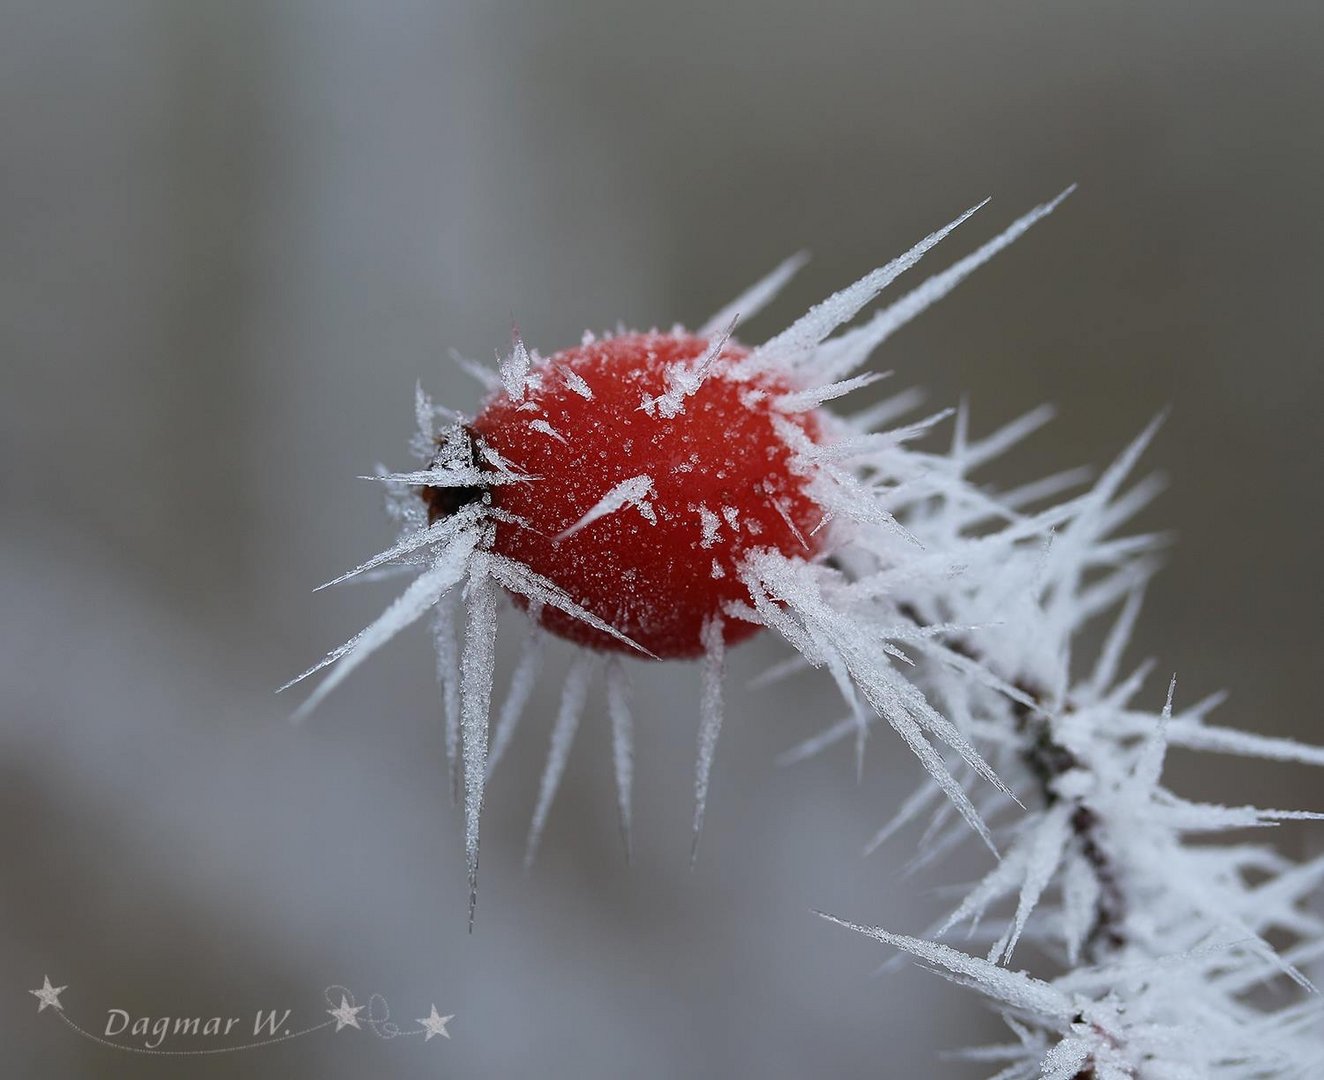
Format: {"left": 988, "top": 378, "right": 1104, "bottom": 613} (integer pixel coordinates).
{"left": 417, "top": 1004, "right": 454, "bottom": 1041}
{"left": 30, "top": 976, "right": 67, "bottom": 1013}
{"left": 327, "top": 995, "right": 363, "bottom": 1032}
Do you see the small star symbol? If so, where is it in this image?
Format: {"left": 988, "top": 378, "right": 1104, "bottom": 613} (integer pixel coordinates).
{"left": 417, "top": 1004, "right": 454, "bottom": 1041}
{"left": 30, "top": 976, "right": 67, "bottom": 1013}
{"left": 327, "top": 995, "right": 363, "bottom": 1032}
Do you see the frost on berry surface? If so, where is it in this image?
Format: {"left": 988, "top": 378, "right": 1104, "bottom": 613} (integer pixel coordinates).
{"left": 472, "top": 328, "right": 822, "bottom": 658}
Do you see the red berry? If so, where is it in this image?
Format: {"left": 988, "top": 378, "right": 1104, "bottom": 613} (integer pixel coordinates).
{"left": 464, "top": 331, "right": 824, "bottom": 658}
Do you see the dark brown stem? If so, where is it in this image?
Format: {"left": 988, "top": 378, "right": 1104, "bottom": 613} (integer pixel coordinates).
{"left": 1009, "top": 693, "right": 1128, "bottom": 1078}
{"left": 1008, "top": 684, "right": 1126, "bottom": 962}
{"left": 895, "top": 602, "right": 1127, "bottom": 960}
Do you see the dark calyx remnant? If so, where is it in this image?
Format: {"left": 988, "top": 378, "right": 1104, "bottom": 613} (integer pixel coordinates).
{"left": 421, "top": 479, "right": 487, "bottom": 524}
{"left": 420, "top": 425, "right": 489, "bottom": 525}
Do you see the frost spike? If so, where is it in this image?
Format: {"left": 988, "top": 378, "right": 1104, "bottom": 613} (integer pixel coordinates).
{"left": 690, "top": 615, "right": 726, "bottom": 866}
{"left": 313, "top": 503, "right": 484, "bottom": 592}
{"left": 528, "top": 419, "right": 568, "bottom": 444}
{"left": 486, "top": 613, "right": 546, "bottom": 778}
{"left": 699, "top": 251, "right": 808, "bottom": 336}
{"left": 812, "top": 186, "right": 1076, "bottom": 383}
{"left": 484, "top": 553, "right": 657, "bottom": 658}
{"left": 286, "top": 529, "right": 480, "bottom": 719}
{"left": 747, "top": 652, "right": 812, "bottom": 692}
{"left": 776, "top": 713, "right": 857, "bottom": 768}
{"left": 816, "top": 914, "right": 1077, "bottom": 1020}
{"left": 878, "top": 702, "right": 997, "bottom": 854}
{"left": 367, "top": 466, "right": 530, "bottom": 487}
{"left": 556, "top": 475, "right": 656, "bottom": 540}
{"left": 460, "top": 556, "right": 499, "bottom": 930}
{"left": 278, "top": 627, "right": 364, "bottom": 696}
{"left": 414, "top": 380, "right": 434, "bottom": 444}
{"left": 605, "top": 657, "right": 635, "bottom": 861}
{"left": 1163, "top": 720, "right": 1324, "bottom": 767}
{"left": 755, "top": 198, "right": 988, "bottom": 362}
{"left": 863, "top": 778, "right": 945, "bottom": 856}
{"left": 768, "top": 496, "right": 810, "bottom": 551}
{"left": 561, "top": 367, "right": 592, "bottom": 399}
{"left": 960, "top": 405, "right": 1057, "bottom": 473}
{"left": 775, "top": 371, "right": 886, "bottom": 412}
{"left": 998, "top": 466, "right": 1094, "bottom": 512}
{"left": 1131, "top": 674, "right": 1177, "bottom": 795}
{"left": 525, "top": 654, "right": 598, "bottom": 869}
{"left": 1088, "top": 585, "right": 1146, "bottom": 700}
{"left": 936, "top": 840, "right": 1031, "bottom": 938}
{"left": 1060, "top": 850, "right": 1102, "bottom": 966}
{"left": 500, "top": 325, "right": 532, "bottom": 401}
{"left": 1095, "top": 410, "right": 1167, "bottom": 507}
{"left": 643, "top": 317, "right": 738, "bottom": 418}
{"left": 846, "top": 387, "right": 927, "bottom": 433}
{"left": 992, "top": 802, "right": 1073, "bottom": 964}
{"left": 449, "top": 347, "right": 499, "bottom": 390}
{"left": 431, "top": 602, "right": 461, "bottom": 805}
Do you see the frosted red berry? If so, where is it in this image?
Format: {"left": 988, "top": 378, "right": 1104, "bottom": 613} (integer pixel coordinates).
{"left": 438, "top": 331, "right": 825, "bottom": 659}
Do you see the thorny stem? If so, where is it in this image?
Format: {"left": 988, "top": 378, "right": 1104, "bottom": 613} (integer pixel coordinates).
{"left": 897, "top": 605, "right": 1128, "bottom": 957}
{"left": 1009, "top": 681, "right": 1127, "bottom": 962}
{"left": 1010, "top": 688, "right": 1129, "bottom": 1080}
{"left": 899, "top": 601, "right": 1131, "bottom": 1079}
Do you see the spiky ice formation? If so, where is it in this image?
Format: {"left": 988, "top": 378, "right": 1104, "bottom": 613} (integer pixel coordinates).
{"left": 285, "top": 188, "right": 1098, "bottom": 919}
{"left": 805, "top": 434, "right": 1324, "bottom": 1073}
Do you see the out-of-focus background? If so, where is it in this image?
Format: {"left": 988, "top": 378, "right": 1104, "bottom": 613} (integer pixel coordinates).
{"left": 3, "top": 2, "right": 1320, "bottom": 1076}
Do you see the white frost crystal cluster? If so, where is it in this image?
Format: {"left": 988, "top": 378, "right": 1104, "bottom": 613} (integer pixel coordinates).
{"left": 284, "top": 186, "right": 1323, "bottom": 1074}
{"left": 287, "top": 191, "right": 1082, "bottom": 916}
{"left": 804, "top": 407, "right": 1324, "bottom": 1075}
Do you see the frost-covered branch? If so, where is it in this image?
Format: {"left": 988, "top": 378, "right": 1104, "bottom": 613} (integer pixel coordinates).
{"left": 284, "top": 184, "right": 1324, "bottom": 1075}
{"left": 809, "top": 425, "right": 1324, "bottom": 1076}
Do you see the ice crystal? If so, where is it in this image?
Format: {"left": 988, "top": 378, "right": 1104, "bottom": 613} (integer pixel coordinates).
{"left": 557, "top": 474, "right": 657, "bottom": 540}
{"left": 286, "top": 183, "right": 1324, "bottom": 1072}
{"left": 806, "top": 425, "right": 1324, "bottom": 1072}
{"left": 286, "top": 189, "right": 1200, "bottom": 933}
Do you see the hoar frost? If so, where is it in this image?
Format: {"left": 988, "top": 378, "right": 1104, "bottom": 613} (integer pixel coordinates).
{"left": 279, "top": 191, "right": 1077, "bottom": 907}
{"left": 285, "top": 186, "right": 1324, "bottom": 1072}
{"left": 286, "top": 190, "right": 1085, "bottom": 922}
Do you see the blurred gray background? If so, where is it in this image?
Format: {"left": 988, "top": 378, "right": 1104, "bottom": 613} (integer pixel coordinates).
{"left": 3, "top": 2, "right": 1321, "bottom": 1077}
